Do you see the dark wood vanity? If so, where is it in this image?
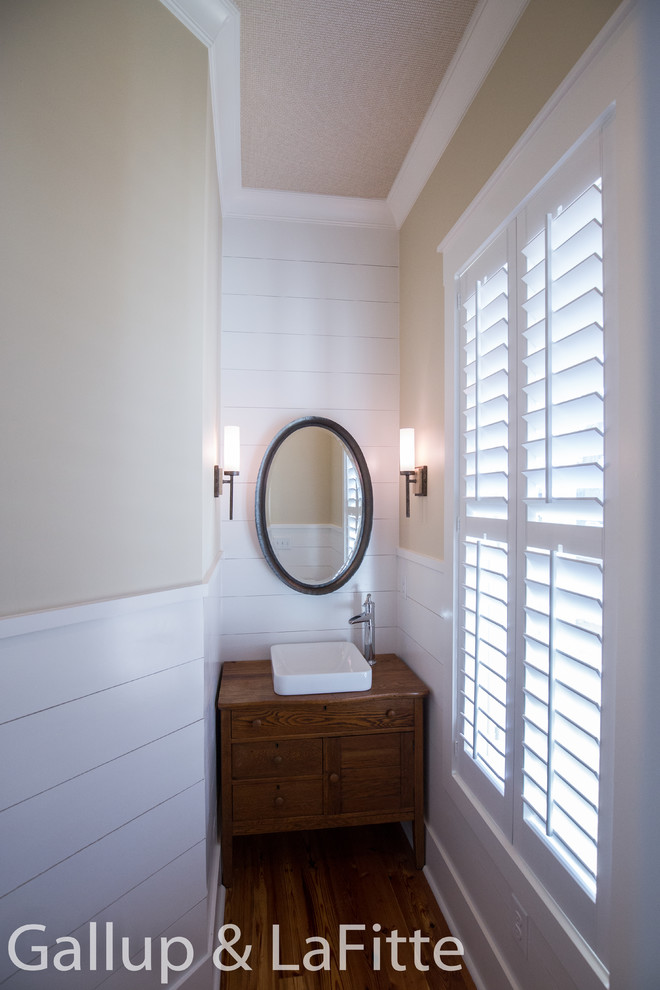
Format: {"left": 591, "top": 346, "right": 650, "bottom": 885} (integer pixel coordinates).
{"left": 217, "top": 653, "right": 428, "bottom": 885}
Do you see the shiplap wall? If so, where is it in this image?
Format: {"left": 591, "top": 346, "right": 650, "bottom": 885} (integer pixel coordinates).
{"left": 219, "top": 217, "right": 400, "bottom": 660}
{"left": 0, "top": 585, "right": 219, "bottom": 990}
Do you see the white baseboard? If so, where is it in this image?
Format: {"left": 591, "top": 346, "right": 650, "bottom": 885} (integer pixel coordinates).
{"left": 422, "top": 820, "right": 522, "bottom": 990}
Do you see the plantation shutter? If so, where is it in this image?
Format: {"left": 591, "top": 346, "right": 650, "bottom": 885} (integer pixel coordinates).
{"left": 454, "top": 128, "right": 607, "bottom": 917}
{"left": 518, "top": 157, "right": 604, "bottom": 899}
{"left": 457, "top": 230, "right": 512, "bottom": 814}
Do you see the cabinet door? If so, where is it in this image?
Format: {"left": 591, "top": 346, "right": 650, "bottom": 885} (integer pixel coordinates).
{"left": 326, "top": 732, "right": 414, "bottom": 815}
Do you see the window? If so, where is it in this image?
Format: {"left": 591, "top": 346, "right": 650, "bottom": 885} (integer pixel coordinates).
{"left": 454, "top": 130, "right": 606, "bottom": 935}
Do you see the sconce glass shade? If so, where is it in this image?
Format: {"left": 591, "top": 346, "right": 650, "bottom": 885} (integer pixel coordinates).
{"left": 400, "top": 428, "right": 416, "bottom": 473}
{"left": 224, "top": 426, "right": 240, "bottom": 472}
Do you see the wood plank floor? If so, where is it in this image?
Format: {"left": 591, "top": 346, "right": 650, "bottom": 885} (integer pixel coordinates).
{"left": 221, "top": 823, "right": 478, "bottom": 990}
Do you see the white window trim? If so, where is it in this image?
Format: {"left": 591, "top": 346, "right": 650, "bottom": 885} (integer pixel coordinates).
{"left": 437, "top": 10, "right": 636, "bottom": 962}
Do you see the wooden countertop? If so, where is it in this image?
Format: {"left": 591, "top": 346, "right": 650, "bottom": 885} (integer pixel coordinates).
{"left": 217, "top": 653, "right": 429, "bottom": 709}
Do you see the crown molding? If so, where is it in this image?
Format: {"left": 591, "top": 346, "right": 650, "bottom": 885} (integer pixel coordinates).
{"left": 158, "top": 0, "right": 235, "bottom": 47}
{"left": 387, "top": 0, "right": 529, "bottom": 228}
{"left": 222, "top": 186, "right": 396, "bottom": 227}
{"left": 162, "top": 0, "right": 529, "bottom": 230}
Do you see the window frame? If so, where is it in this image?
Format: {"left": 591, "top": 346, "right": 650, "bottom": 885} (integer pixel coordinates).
{"left": 445, "top": 118, "right": 615, "bottom": 955}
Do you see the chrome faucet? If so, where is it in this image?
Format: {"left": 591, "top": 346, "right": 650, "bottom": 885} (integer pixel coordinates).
{"left": 349, "top": 594, "right": 376, "bottom": 665}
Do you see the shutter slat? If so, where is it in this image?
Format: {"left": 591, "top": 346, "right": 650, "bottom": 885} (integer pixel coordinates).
{"left": 552, "top": 253, "right": 603, "bottom": 310}
{"left": 524, "top": 497, "right": 602, "bottom": 527}
{"left": 524, "top": 391, "right": 603, "bottom": 435}
{"left": 551, "top": 356, "right": 603, "bottom": 404}
{"left": 551, "top": 182, "right": 602, "bottom": 250}
{"left": 552, "top": 217, "right": 602, "bottom": 280}
{"left": 524, "top": 428, "right": 603, "bottom": 469}
{"left": 552, "top": 287, "right": 603, "bottom": 341}
{"left": 552, "top": 322, "right": 603, "bottom": 370}
{"left": 466, "top": 498, "right": 509, "bottom": 519}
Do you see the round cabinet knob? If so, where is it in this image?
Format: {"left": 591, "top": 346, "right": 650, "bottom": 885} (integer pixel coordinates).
{"left": 386, "top": 709, "right": 396, "bottom": 718}
{"left": 274, "top": 795, "right": 285, "bottom": 807}
{"left": 329, "top": 773, "right": 340, "bottom": 784}
{"left": 272, "top": 755, "right": 283, "bottom": 765}
{"left": 251, "top": 719, "right": 262, "bottom": 728}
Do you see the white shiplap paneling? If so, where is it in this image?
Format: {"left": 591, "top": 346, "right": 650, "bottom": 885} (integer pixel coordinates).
{"left": 220, "top": 217, "right": 399, "bottom": 661}
{"left": 0, "top": 659, "right": 203, "bottom": 809}
{"left": 3, "top": 845, "right": 208, "bottom": 990}
{"left": 223, "top": 256, "right": 398, "bottom": 302}
{"left": 223, "top": 330, "right": 398, "bottom": 375}
{"left": 0, "top": 596, "right": 204, "bottom": 724}
{"left": 221, "top": 293, "right": 398, "bottom": 339}
{"left": 221, "top": 217, "right": 399, "bottom": 266}
{"left": 222, "top": 368, "right": 396, "bottom": 413}
{"left": 222, "top": 407, "right": 399, "bottom": 449}
{"left": 0, "top": 587, "right": 214, "bottom": 989}
{"left": 0, "top": 722, "right": 204, "bottom": 898}
{"left": 0, "top": 784, "right": 205, "bottom": 980}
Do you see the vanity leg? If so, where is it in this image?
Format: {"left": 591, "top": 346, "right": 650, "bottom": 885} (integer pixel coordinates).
{"left": 221, "top": 834, "right": 233, "bottom": 887}
{"left": 414, "top": 697, "right": 425, "bottom": 869}
{"left": 219, "top": 709, "right": 233, "bottom": 886}
{"left": 413, "top": 811, "right": 425, "bottom": 869}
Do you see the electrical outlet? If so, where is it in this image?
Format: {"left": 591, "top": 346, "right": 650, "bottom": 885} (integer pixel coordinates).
{"left": 511, "top": 895, "right": 528, "bottom": 957}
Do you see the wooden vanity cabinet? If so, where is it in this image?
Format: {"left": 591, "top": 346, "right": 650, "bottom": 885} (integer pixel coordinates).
{"left": 217, "top": 653, "right": 428, "bottom": 886}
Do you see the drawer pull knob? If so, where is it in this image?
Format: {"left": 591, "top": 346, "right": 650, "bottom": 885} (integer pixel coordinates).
{"left": 272, "top": 755, "right": 283, "bottom": 765}
{"left": 274, "top": 796, "right": 285, "bottom": 807}
{"left": 251, "top": 719, "right": 262, "bottom": 728}
{"left": 386, "top": 709, "right": 396, "bottom": 718}
{"left": 329, "top": 773, "right": 339, "bottom": 784}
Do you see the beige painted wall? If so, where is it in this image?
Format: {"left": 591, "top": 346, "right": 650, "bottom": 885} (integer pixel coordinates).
{"left": 399, "top": 0, "right": 621, "bottom": 559}
{"left": 268, "top": 427, "right": 342, "bottom": 526}
{"left": 0, "top": 0, "right": 215, "bottom": 616}
{"left": 202, "top": 85, "right": 223, "bottom": 583}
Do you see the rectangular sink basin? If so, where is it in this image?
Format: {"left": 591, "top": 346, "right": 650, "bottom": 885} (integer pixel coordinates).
{"left": 271, "top": 641, "right": 372, "bottom": 696}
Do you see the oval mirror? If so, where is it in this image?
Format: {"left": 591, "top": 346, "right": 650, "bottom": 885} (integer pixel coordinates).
{"left": 255, "top": 417, "right": 373, "bottom": 594}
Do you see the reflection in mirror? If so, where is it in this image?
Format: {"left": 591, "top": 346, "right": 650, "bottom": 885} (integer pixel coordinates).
{"left": 267, "top": 427, "right": 362, "bottom": 585}
{"left": 255, "top": 418, "right": 373, "bottom": 595}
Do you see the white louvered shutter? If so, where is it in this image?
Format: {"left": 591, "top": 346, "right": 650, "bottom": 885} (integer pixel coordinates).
{"left": 518, "top": 164, "right": 604, "bottom": 900}
{"left": 457, "top": 230, "right": 513, "bottom": 816}
{"left": 454, "top": 128, "right": 608, "bottom": 924}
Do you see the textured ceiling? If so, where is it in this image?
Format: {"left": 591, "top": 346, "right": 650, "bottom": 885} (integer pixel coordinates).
{"left": 234, "top": 0, "right": 480, "bottom": 200}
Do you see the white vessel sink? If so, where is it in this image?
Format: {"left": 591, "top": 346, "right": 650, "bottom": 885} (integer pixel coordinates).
{"left": 270, "top": 641, "right": 372, "bottom": 696}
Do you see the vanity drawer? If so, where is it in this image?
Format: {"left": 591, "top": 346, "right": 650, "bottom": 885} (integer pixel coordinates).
{"left": 232, "top": 778, "right": 323, "bottom": 822}
{"left": 231, "top": 699, "right": 415, "bottom": 739}
{"left": 232, "top": 738, "right": 322, "bottom": 779}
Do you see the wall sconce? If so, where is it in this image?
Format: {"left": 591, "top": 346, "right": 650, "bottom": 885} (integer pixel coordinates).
{"left": 400, "top": 428, "right": 428, "bottom": 518}
{"left": 214, "top": 425, "right": 240, "bottom": 519}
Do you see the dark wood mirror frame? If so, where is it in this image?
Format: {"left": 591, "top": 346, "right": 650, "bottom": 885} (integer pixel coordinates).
{"left": 255, "top": 417, "right": 373, "bottom": 595}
